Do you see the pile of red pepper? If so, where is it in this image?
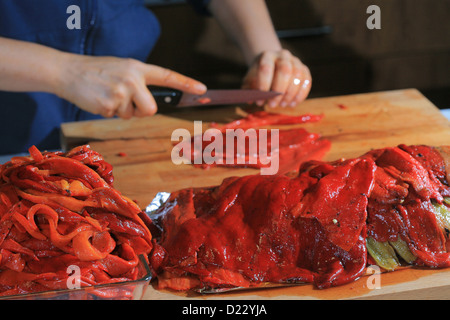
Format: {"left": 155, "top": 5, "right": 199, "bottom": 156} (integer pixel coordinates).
{"left": 0, "top": 145, "right": 152, "bottom": 298}
{"left": 150, "top": 144, "right": 450, "bottom": 291}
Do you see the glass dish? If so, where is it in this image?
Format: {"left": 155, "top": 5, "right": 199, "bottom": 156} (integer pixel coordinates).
{"left": 0, "top": 255, "right": 152, "bottom": 300}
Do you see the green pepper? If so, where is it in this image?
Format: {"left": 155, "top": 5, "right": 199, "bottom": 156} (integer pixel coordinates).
{"left": 432, "top": 199, "right": 450, "bottom": 230}
{"left": 366, "top": 237, "right": 400, "bottom": 271}
{"left": 389, "top": 238, "right": 416, "bottom": 264}
{"left": 443, "top": 197, "right": 450, "bottom": 207}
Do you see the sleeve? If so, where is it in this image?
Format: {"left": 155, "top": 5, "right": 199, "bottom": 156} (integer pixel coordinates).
{"left": 186, "top": 0, "right": 212, "bottom": 16}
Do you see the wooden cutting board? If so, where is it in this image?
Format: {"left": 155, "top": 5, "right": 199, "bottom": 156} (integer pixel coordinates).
{"left": 61, "top": 88, "right": 450, "bottom": 300}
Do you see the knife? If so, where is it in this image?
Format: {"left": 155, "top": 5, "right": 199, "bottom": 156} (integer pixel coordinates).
{"left": 149, "top": 87, "right": 280, "bottom": 108}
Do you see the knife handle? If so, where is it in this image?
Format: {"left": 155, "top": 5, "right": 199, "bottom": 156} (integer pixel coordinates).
{"left": 148, "top": 87, "right": 182, "bottom": 106}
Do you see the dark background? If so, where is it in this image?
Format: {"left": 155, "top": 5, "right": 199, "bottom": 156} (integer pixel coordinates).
{"left": 145, "top": 0, "right": 450, "bottom": 109}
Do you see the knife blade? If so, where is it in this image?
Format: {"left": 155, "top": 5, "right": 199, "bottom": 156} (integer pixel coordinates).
{"left": 149, "top": 87, "right": 280, "bottom": 108}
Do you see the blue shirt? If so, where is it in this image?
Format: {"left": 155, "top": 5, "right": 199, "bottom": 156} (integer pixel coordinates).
{"left": 0, "top": 0, "right": 209, "bottom": 155}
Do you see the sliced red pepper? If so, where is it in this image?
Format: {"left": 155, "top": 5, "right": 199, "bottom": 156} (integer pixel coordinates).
{"left": 0, "top": 145, "right": 152, "bottom": 297}
{"left": 72, "top": 230, "right": 115, "bottom": 261}
{"left": 38, "top": 157, "right": 110, "bottom": 189}
{"left": 210, "top": 111, "right": 323, "bottom": 131}
{"left": 28, "top": 145, "right": 44, "bottom": 162}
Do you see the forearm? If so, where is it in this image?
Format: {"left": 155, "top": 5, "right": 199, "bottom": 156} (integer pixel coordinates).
{"left": 0, "top": 36, "right": 70, "bottom": 95}
{"left": 208, "top": 0, "right": 282, "bottom": 65}
{"left": 0, "top": 36, "right": 206, "bottom": 118}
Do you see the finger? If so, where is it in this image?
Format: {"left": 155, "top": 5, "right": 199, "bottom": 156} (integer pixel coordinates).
{"left": 268, "top": 50, "right": 293, "bottom": 108}
{"left": 280, "top": 75, "right": 303, "bottom": 108}
{"left": 293, "top": 66, "right": 312, "bottom": 105}
{"left": 256, "top": 51, "right": 276, "bottom": 92}
{"left": 99, "top": 105, "right": 117, "bottom": 118}
{"left": 241, "top": 69, "right": 258, "bottom": 90}
{"left": 143, "top": 64, "right": 207, "bottom": 95}
{"left": 132, "top": 81, "right": 157, "bottom": 117}
{"left": 115, "top": 100, "right": 134, "bottom": 119}
{"left": 279, "top": 58, "right": 305, "bottom": 107}
{"left": 251, "top": 52, "right": 276, "bottom": 106}
{"left": 108, "top": 82, "right": 134, "bottom": 119}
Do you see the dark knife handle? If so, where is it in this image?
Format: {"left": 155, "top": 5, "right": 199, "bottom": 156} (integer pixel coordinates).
{"left": 148, "top": 87, "right": 182, "bottom": 106}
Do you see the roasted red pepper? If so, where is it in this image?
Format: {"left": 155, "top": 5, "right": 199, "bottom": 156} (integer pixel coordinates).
{"left": 150, "top": 144, "right": 450, "bottom": 291}
{"left": 177, "top": 111, "right": 330, "bottom": 174}
{"left": 210, "top": 111, "right": 323, "bottom": 131}
{"left": 0, "top": 145, "right": 152, "bottom": 298}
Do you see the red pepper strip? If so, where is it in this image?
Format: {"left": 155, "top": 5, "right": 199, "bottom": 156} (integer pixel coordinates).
{"left": 0, "top": 220, "right": 13, "bottom": 247}
{"left": 89, "top": 287, "right": 134, "bottom": 300}
{"left": 55, "top": 206, "right": 89, "bottom": 224}
{"left": 0, "top": 185, "right": 19, "bottom": 213}
{"left": 0, "top": 238, "right": 37, "bottom": 261}
{"left": 38, "top": 157, "right": 110, "bottom": 189}
{"left": 1, "top": 200, "right": 30, "bottom": 238}
{"left": 44, "top": 225, "right": 94, "bottom": 254}
{"left": 64, "top": 179, "right": 93, "bottom": 197}
{"left": 115, "top": 234, "right": 152, "bottom": 257}
{"left": 89, "top": 188, "right": 152, "bottom": 242}
{"left": 0, "top": 194, "right": 12, "bottom": 215}
{"left": 28, "top": 145, "right": 44, "bottom": 162}
{"left": 16, "top": 189, "right": 97, "bottom": 213}
{"left": 20, "top": 204, "right": 95, "bottom": 253}
{"left": 26, "top": 254, "right": 77, "bottom": 274}
{"left": 0, "top": 269, "right": 57, "bottom": 287}
{"left": 91, "top": 211, "right": 149, "bottom": 238}
{"left": 66, "top": 146, "right": 115, "bottom": 186}
{"left": 21, "top": 237, "right": 58, "bottom": 252}
{"left": 32, "top": 175, "right": 94, "bottom": 197}
{"left": 72, "top": 230, "right": 115, "bottom": 261}
{"left": 11, "top": 211, "right": 46, "bottom": 241}
{"left": 0, "top": 249, "right": 25, "bottom": 272}
{"left": 90, "top": 188, "right": 141, "bottom": 216}
{"left": 149, "top": 241, "right": 166, "bottom": 274}
{"left": 89, "top": 267, "right": 113, "bottom": 283}
{"left": 8, "top": 165, "right": 61, "bottom": 194}
{"left": 99, "top": 243, "right": 139, "bottom": 277}
{"left": 210, "top": 111, "right": 324, "bottom": 131}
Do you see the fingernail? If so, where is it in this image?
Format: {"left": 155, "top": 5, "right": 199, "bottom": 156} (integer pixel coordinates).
{"left": 280, "top": 101, "right": 287, "bottom": 107}
{"left": 290, "top": 102, "right": 297, "bottom": 107}
{"left": 195, "top": 83, "right": 207, "bottom": 93}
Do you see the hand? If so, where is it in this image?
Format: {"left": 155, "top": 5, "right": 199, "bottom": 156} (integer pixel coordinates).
{"left": 242, "top": 49, "right": 312, "bottom": 108}
{"left": 57, "top": 56, "right": 207, "bottom": 119}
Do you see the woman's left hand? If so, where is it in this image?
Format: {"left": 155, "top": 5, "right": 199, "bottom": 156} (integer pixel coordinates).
{"left": 242, "top": 49, "right": 312, "bottom": 108}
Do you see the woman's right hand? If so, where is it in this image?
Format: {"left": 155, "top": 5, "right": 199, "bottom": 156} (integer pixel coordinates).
{"left": 57, "top": 55, "right": 207, "bottom": 119}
